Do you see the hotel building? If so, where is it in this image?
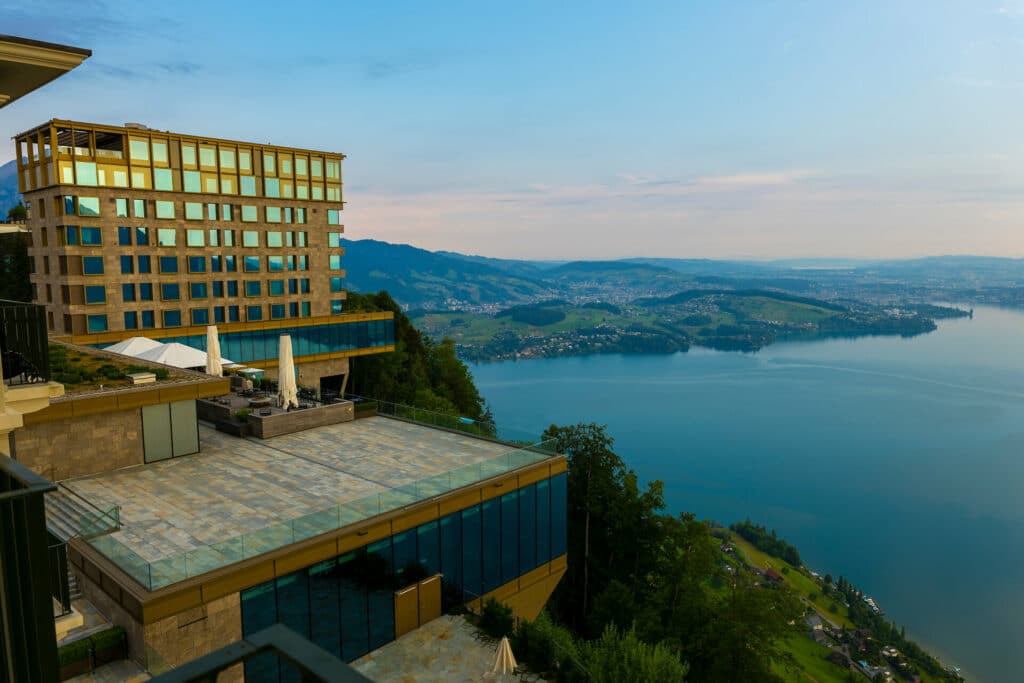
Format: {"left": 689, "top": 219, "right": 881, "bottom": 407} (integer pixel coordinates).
{"left": 13, "top": 120, "right": 394, "bottom": 393}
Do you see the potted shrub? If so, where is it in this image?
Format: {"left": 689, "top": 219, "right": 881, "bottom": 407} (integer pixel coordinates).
{"left": 58, "top": 637, "right": 92, "bottom": 680}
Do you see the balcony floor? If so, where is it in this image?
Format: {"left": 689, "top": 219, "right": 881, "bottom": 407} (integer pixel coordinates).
{"left": 64, "top": 417, "right": 519, "bottom": 564}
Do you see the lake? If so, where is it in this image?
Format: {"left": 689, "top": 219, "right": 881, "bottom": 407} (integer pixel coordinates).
{"left": 471, "top": 305, "right": 1024, "bottom": 683}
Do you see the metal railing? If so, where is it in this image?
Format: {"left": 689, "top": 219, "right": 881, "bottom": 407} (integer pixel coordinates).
{"left": 0, "top": 300, "right": 50, "bottom": 386}
{"left": 88, "top": 434, "right": 557, "bottom": 590}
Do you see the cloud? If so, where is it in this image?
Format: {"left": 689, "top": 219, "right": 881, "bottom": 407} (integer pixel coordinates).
{"left": 157, "top": 62, "right": 202, "bottom": 76}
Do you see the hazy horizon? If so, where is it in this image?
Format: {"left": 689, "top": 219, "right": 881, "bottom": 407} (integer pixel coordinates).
{"left": 3, "top": 0, "right": 1023, "bottom": 260}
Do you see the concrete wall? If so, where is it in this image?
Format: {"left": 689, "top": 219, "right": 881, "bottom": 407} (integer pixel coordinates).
{"left": 15, "top": 407, "right": 143, "bottom": 480}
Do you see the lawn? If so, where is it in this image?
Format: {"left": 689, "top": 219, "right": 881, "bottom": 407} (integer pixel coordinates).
{"left": 48, "top": 344, "right": 170, "bottom": 392}
{"left": 773, "top": 633, "right": 850, "bottom": 683}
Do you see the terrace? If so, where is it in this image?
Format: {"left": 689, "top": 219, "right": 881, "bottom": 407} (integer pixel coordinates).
{"left": 69, "top": 413, "right": 556, "bottom": 590}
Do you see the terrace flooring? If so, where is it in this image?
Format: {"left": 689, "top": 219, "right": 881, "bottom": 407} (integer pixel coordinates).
{"left": 64, "top": 417, "right": 519, "bottom": 564}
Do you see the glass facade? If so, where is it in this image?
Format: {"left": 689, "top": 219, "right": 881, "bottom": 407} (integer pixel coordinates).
{"left": 240, "top": 473, "right": 566, "bottom": 681}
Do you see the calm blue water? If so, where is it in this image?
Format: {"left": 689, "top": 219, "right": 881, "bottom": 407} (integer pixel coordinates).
{"left": 471, "top": 305, "right": 1024, "bottom": 683}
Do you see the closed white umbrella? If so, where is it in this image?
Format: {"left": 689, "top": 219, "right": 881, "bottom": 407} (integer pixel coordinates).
{"left": 492, "top": 636, "right": 517, "bottom": 676}
{"left": 205, "top": 326, "right": 223, "bottom": 376}
{"left": 278, "top": 335, "right": 298, "bottom": 409}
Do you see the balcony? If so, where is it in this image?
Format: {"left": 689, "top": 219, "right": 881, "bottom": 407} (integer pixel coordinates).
{"left": 0, "top": 300, "right": 50, "bottom": 387}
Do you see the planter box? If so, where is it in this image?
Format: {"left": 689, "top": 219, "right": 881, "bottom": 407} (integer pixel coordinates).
{"left": 93, "top": 641, "right": 125, "bottom": 667}
{"left": 215, "top": 419, "right": 251, "bottom": 437}
{"left": 59, "top": 657, "right": 92, "bottom": 681}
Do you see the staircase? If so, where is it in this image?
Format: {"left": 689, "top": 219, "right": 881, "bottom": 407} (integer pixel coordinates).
{"left": 45, "top": 487, "right": 120, "bottom": 542}
{"left": 67, "top": 570, "right": 82, "bottom": 601}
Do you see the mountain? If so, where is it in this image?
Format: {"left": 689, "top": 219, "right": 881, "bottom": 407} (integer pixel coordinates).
{"left": 340, "top": 238, "right": 557, "bottom": 309}
{"left": 0, "top": 159, "right": 20, "bottom": 214}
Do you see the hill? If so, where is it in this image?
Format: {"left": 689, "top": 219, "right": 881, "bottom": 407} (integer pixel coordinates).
{"left": 0, "top": 159, "right": 21, "bottom": 214}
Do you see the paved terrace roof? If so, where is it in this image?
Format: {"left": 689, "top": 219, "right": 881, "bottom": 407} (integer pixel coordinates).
{"left": 66, "top": 418, "right": 527, "bottom": 567}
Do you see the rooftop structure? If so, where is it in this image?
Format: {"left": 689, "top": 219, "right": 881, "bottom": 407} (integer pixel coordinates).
{"left": 13, "top": 119, "right": 394, "bottom": 395}
{"left": 0, "top": 35, "right": 90, "bottom": 109}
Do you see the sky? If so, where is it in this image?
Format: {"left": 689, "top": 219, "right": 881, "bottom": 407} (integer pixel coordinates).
{"left": 2, "top": 0, "right": 1023, "bottom": 260}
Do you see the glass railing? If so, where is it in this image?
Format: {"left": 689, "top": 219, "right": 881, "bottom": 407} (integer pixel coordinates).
{"left": 88, "top": 436, "right": 558, "bottom": 590}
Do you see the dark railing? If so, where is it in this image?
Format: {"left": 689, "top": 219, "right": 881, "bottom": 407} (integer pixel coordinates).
{"left": 0, "top": 300, "right": 49, "bottom": 386}
{"left": 148, "top": 624, "right": 373, "bottom": 683}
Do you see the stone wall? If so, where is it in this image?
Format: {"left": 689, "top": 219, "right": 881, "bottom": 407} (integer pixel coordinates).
{"left": 249, "top": 400, "right": 354, "bottom": 438}
{"left": 143, "top": 593, "right": 243, "bottom": 681}
{"left": 15, "top": 407, "right": 143, "bottom": 480}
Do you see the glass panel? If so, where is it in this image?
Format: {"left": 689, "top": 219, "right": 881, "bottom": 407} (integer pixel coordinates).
{"left": 118, "top": 226, "right": 132, "bottom": 245}
{"left": 139, "top": 283, "right": 153, "bottom": 300}
{"left": 75, "top": 161, "right": 97, "bottom": 186}
{"left": 219, "top": 148, "right": 235, "bottom": 169}
{"left": 120, "top": 255, "right": 133, "bottom": 274}
{"left": 82, "top": 256, "right": 104, "bottom": 275}
{"left": 129, "top": 139, "right": 149, "bottom": 161}
{"left": 80, "top": 227, "right": 101, "bottom": 245}
{"left": 461, "top": 506, "right": 482, "bottom": 602}
{"left": 85, "top": 286, "right": 105, "bottom": 304}
{"left": 181, "top": 144, "right": 196, "bottom": 167}
{"left": 241, "top": 583, "right": 278, "bottom": 683}
{"left": 115, "top": 198, "right": 129, "bottom": 217}
{"left": 153, "top": 167, "right": 173, "bottom": 191}
{"left": 199, "top": 145, "right": 216, "bottom": 167}
{"left": 519, "top": 485, "right": 537, "bottom": 572}
{"left": 536, "top": 479, "right": 550, "bottom": 565}
{"left": 184, "top": 170, "right": 201, "bottom": 192}
{"left": 309, "top": 559, "right": 341, "bottom": 658}
{"left": 163, "top": 310, "right": 182, "bottom": 327}
{"left": 240, "top": 175, "right": 257, "bottom": 197}
{"left": 186, "top": 229, "right": 204, "bottom": 247}
{"left": 338, "top": 551, "right": 369, "bottom": 661}
{"left": 482, "top": 500, "right": 501, "bottom": 592}
{"left": 86, "top": 314, "right": 107, "bottom": 333}
{"left": 366, "top": 539, "right": 394, "bottom": 651}
{"left": 138, "top": 256, "right": 152, "bottom": 275}
{"left": 161, "top": 283, "right": 180, "bottom": 300}
{"left": 185, "top": 203, "right": 203, "bottom": 220}
{"left": 78, "top": 196, "right": 100, "bottom": 216}
{"left": 501, "top": 492, "right": 519, "bottom": 585}
{"left": 155, "top": 201, "right": 175, "bottom": 219}
{"left": 241, "top": 205, "right": 257, "bottom": 222}
{"left": 159, "top": 256, "right": 178, "bottom": 273}
{"left": 152, "top": 141, "right": 168, "bottom": 163}
{"left": 550, "top": 473, "right": 567, "bottom": 558}
{"left": 158, "top": 228, "right": 176, "bottom": 246}
{"left": 133, "top": 199, "right": 146, "bottom": 218}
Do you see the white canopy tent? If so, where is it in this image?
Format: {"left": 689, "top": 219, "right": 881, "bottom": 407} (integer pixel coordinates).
{"left": 105, "top": 339, "right": 233, "bottom": 370}
{"left": 103, "top": 336, "right": 163, "bottom": 357}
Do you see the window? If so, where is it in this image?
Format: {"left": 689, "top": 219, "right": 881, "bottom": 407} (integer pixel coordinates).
{"left": 298, "top": 255, "right": 308, "bottom": 271}
{"left": 83, "top": 256, "right": 104, "bottom": 275}
{"left": 139, "top": 283, "right": 153, "bottom": 301}
{"left": 295, "top": 157, "right": 307, "bottom": 175}
{"left": 330, "top": 277, "right": 344, "bottom": 293}
{"left": 135, "top": 226, "right": 149, "bottom": 245}
{"left": 329, "top": 255, "right": 342, "bottom": 270}
{"left": 161, "top": 283, "right": 181, "bottom": 300}
{"left": 328, "top": 232, "right": 342, "bottom": 248}
{"left": 281, "top": 157, "right": 292, "bottom": 175}
{"left": 154, "top": 168, "right": 173, "bottom": 191}
{"left": 188, "top": 256, "right": 206, "bottom": 273}
{"left": 211, "top": 255, "right": 222, "bottom": 272}
{"left": 242, "top": 231, "right": 259, "bottom": 247}
{"left": 115, "top": 198, "right": 129, "bottom": 217}
{"left": 227, "top": 280, "right": 239, "bottom": 297}
{"left": 244, "top": 256, "right": 260, "bottom": 272}
{"left": 159, "top": 256, "right": 179, "bottom": 273}
{"left": 223, "top": 229, "right": 235, "bottom": 247}
{"left": 219, "top": 149, "right": 235, "bottom": 169}
{"left": 78, "top": 196, "right": 100, "bottom": 216}
{"left": 265, "top": 178, "right": 280, "bottom": 198}
{"left": 152, "top": 140, "right": 168, "bottom": 163}
{"left": 327, "top": 209, "right": 341, "bottom": 225}
{"left": 191, "top": 308, "right": 209, "bottom": 325}
{"left": 206, "top": 203, "right": 218, "bottom": 221}
{"left": 300, "top": 278, "right": 310, "bottom": 294}
{"left": 301, "top": 301, "right": 311, "bottom": 317}
{"left": 240, "top": 176, "right": 257, "bottom": 197}
{"left": 286, "top": 255, "right": 295, "bottom": 271}
{"left": 138, "top": 255, "right": 152, "bottom": 274}
{"left": 266, "top": 206, "right": 281, "bottom": 223}
{"left": 296, "top": 184, "right": 309, "bottom": 200}
{"left": 155, "top": 201, "right": 175, "bottom": 219}
{"left": 124, "top": 311, "right": 138, "bottom": 330}
{"left": 158, "top": 228, "right": 176, "bottom": 246}
{"left": 296, "top": 208, "right": 306, "bottom": 224}
{"left": 75, "top": 161, "right": 97, "bottom": 186}
{"left": 284, "top": 207, "right": 293, "bottom": 224}
{"left": 288, "top": 278, "right": 298, "bottom": 295}
{"left": 141, "top": 310, "right": 155, "bottom": 328}
{"left": 185, "top": 203, "right": 203, "bottom": 220}
{"left": 266, "top": 231, "right": 283, "bottom": 247}
{"left": 239, "top": 150, "right": 251, "bottom": 171}
{"left": 199, "top": 145, "right": 216, "bottom": 167}
{"left": 263, "top": 153, "right": 276, "bottom": 175}
{"left": 245, "top": 280, "right": 261, "bottom": 296}
{"left": 289, "top": 302, "right": 299, "bottom": 317}
{"left": 241, "top": 205, "right": 257, "bottom": 222}
{"left": 87, "top": 314, "right": 108, "bottom": 333}
{"left": 129, "top": 139, "right": 149, "bottom": 161}
{"left": 208, "top": 228, "right": 220, "bottom": 247}
{"left": 162, "top": 310, "right": 182, "bottom": 327}
{"left": 331, "top": 300, "right": 343, "bottom": 314}
{"left": 268, "top": 256, "right": 284, "bottom": 272}
{"left": 186, "top": 229, "right": 205, "bottom": 247}
{"left": 85, "top": 285, "right": 105, "bottom": 304}
{"left": 221, "top": 204, "right": 233, "bottom": 221}
{"left": 120, "top": 255, "right": 134, "bottom": 274}
{"left": 184, "top": 170, "right": 201, "bottom": 193}
{"left": 268, "top": 280, "right": 284, "bottom": 296}
{"left": 312, "top": 185, "right": 324, "bottom": 201}
{"left": 221, "top": 177, "right": 235, "bottom": 194}
{"left": 118, "top": 226, "right": 132, "bottom": 245}
{"left": 190, "top": 282, "right": 208, "bottom": 299}
{"left": 247, "top": 305, "right": 262, "bottom": 321}
{"left": 182, "top": 143, "right": 196, "bottom": 166}
{"left": 327, "top": 186, "right": 341, "bottom": 201}
{"left": 122, "top": 284, "right": 136, "bottom": 302}
{"left": 80, "top": 227, "right": 101, "bottom": 245}
{"left": 225, "top": 255, "right": 237, "bottom": 272}
{"left": 213, "top": 306, "right": 225, "bottom": 323}
{"left": 61, "top": 226, "right": 78, "bottom": 245}
{"left": 212, "top": 281, "right": 224, "bottom": 297}
{"left": 311, "top": 159, "right": 322, "bottom": 177}
{"left": 297, "top": 232, "right": 307, "bottom": 247}
{"left": 133, "top": 199, "right": 147, "bottom": 218}
{"left": 270, "top": 304, "right": 285, "bottom": 319}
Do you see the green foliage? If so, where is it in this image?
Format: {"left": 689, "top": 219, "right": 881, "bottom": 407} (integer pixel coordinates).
{"left": 730, "top": 519, "right": 802, "bottom": 566}
{"left": 512, "top": 611, "right": 584, "bottom": 680}
{"left": 58, "top": 637, "right": 91, "bottom": 666}
{"left": 479, "top": 598, "right": 514, "bottom": 639}
{"left": 495, "top": 304, "right": 568, "bottom": 326}
{"left": 345, "top": 291, "right": 490, "bottom": 424}
{"left": 90, "top": 625, "right": 124, "bottom": 651}
{"left": 579, "top": 624, "right": 688, "bottom": 683}
{"left": 0, "top": 233, "right": 32, "bottom": 302}
{"left": 6, "top": 203, "right": 27, "bottom": 221}
{"left": 234, "top": 409, "right": 251, "bottom": 422}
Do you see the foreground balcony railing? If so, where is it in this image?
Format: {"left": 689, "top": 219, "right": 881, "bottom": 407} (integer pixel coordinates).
{"left": 88, "top": 429, "right": 557, "bottom": 590}
{"left": 0, "top": 300, "right": 50, "bottom": 386}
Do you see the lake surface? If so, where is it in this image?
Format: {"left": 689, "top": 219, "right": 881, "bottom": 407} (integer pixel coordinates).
{"left": 471, "top": 305, "right": 1024, "bottom": 683}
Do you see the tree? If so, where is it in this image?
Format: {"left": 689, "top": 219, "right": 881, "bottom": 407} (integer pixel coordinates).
{"left": 6, "top": 204, "right": 27, "bottom": 222}
{"left": 579, "top": 624, "right": 688, "bottom": 683}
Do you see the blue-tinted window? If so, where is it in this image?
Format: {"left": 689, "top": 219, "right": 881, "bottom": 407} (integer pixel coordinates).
{"left": 241, "top": 584, "right": 278, "bottom": 682}
{"left": 118, "top": 226, "right": 132, "bottom": 245}
{"left": 366, "top": 540, "right": 394, "bottom": 650}
{"left": 228, "top": 306, "right": 240, "bottom": 322}
{"left": 86, "top": 314, "right": 107, "bottom": 333}
{"left": 331, "top": 300, "right": 343, "bottom": 314}
{"left": 329, "top": 255, "right": 342, "bottom": 270}
{"left": 309, "top": 560, "right": 341, "bottom": 658}
{"left": 85, "top": 285, "right": 105, "bottom": 304}
{"left": 211, "top": 256, "right": 222, "bottom": 273}
{"left": 330, "top": 277, "right": 344, "bottom": 293}
{"left": 519, "top": 485, "right": 537, "bottom": 572}
{"left": 482, "top": 500, "right": 501, "bottom": 592}
{"left": 501, "top": 492, "right": 519, "bottom": 585}
{"left": 288, "top": 279, "right": 298, "bottom": 295}
{"left": 122, "top": 284, "right": 135, "bottom": 302}
{"left": 227, "top": 281, "right": 239, "bottom": 297}
{"left": 225, "top": 255, "right": 237, "bottom": 272}
{"left": 270, "top": 304, "right": 286, "bottom": 319}
{"left": 338, "top": 551, "right": 369, "bottom": 661}
{"left": 536, "top": 479, "right": 551, "bottom": 565}
{"left": 162, "top": 309, "right": 182, "bottom": 327}
{"left": 247, "top": 305, "right": 262, "bottom": 321}
{"left": 159, "top": 256, "right": 178, "bottom": 273}
{"left": 141, "top": 310, "right": 155, "bottom": 328}
{"left": 550, "top": 473, "right": 567, "bottom": 559}
{"left": 138, "top": 255, "right": 152, "bottom": 273}
{"left": 244, "top": 255, "right": 260, "bottom": 272}
{"left": 440, "top": 513, "right": 462, "bottom": 608}
{"left": 120, "top": 255, "right": 134, "bottom": 274}
{"left": 161, "top": 283, "right": 180, "bottom": 300}
{"left": 268, "top": 280, "right": 284, "bottom": 296}
{"left": 417, "top": 520, "right": 440, "bottom": 578}
{"left": 461, "top": 506, "right": 482, "bottom": 601}
{"left": 139, "top": 283, "right": 153, "bottom": 301}
{"left": 301, "top": 279, "right": 310, "bottom": 294}
{"left": 80, "top": 227, "right": 102, "bottom": 245}
{"left": 245, "top": 280, "right": 261, "bottom": 296}
{"left": 301, "top": 302, "right": 311, "bottom": 317}
{"left": 392, "top": 531, "right": 417, "bottom": 587}
{"left": 214, "top": 306, "right": 225, "bottom": 323}
{"left": 63, "top": 226, "right": 78, "bottom": 245}
{"left": 212, "top": 281, "right": 224, "bottom": 297}
{"left": 289, "top": 302, "right": 299, "bottom": 317}
{"left": 135, "top": 227, "right": 149, "bottom": 245}
{"left": 188, "top": 256, "right": 206, "bottom": 273}
{"left": 190, "top": 282, "right": 208, "bottom": 299}
{"left": 124, "top": 311, "right": 138, "bottom": 329}
{"left": 268, "top": 256, "right": 284, "bottom": 272}
{"left": 82, "top": 256, "right": 104, "bottom": 274}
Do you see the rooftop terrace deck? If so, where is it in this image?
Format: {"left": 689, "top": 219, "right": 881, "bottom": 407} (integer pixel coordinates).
{"left": 68, "top": 416, "right": 552, "bottom": 589}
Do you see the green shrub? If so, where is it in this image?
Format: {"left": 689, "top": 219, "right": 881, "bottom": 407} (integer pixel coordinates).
{"left": 512, "top": 611, "right": 583, "bottom": 680}
{"left": 579, "top": 624, "right": 688, "bottom": 683}
{"left": 235, "top": 409, "right": 251, "bottom": 422}
{"left": 58, "top": 637, "right": 91, "bottom": 666}
{"left": 479, "top": 597, "right": 514, "bottom": 639}
{"left": 55, "top": 373, "right": 82, "bottom": 385}
{"left": 153, "top": 368, "right": 170, "bottom": 380}
{"left": 91, "top": 625, "right": 124, "bottom": 651}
